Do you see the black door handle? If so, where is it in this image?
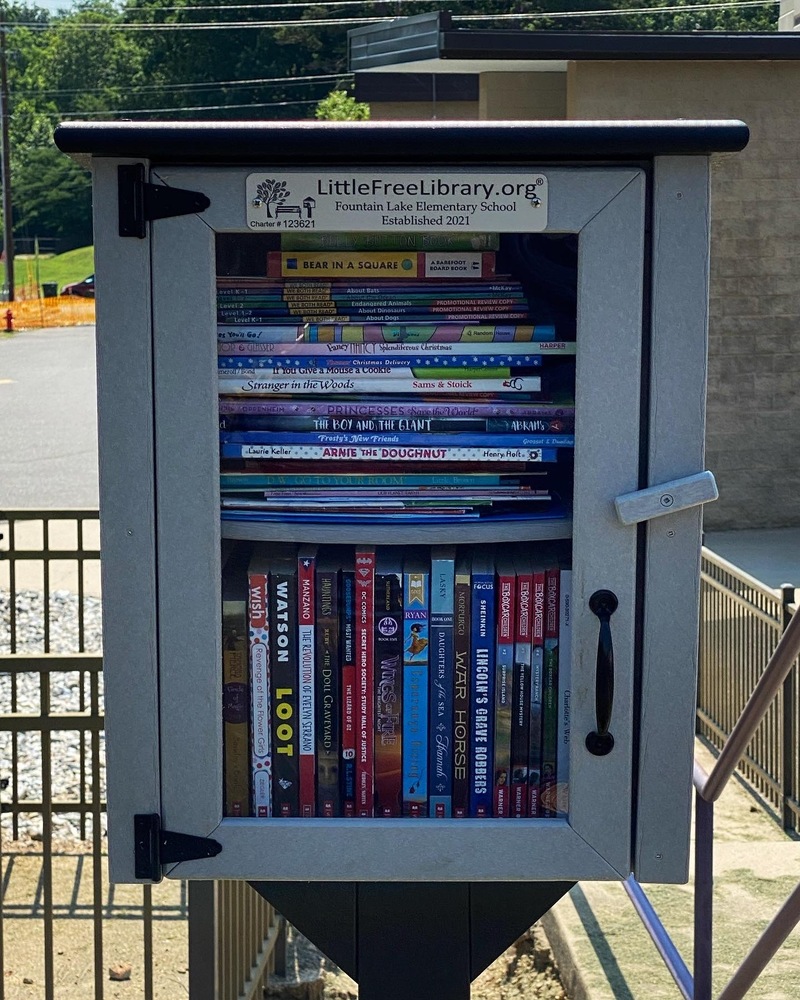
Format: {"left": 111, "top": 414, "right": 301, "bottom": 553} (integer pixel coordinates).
{"left": 586, "top": 589, "right": 618, "bottom": 757}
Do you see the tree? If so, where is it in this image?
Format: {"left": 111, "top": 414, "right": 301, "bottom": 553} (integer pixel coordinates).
{"left": 315, "top": 90, "right": 370, "bottom": 121}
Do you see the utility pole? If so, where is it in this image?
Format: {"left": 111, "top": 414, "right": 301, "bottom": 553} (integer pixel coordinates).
{"left": 0, "top": 2, "right": 14, "bottom": 302}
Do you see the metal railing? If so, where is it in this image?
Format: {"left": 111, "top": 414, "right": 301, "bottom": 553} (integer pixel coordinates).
{"left": 698, "top": 548, "right": 799, "bottom": 832}
{"left": 1, "top": 509, "right": 283, "bottom": 1000}
{"left": 624, "top": 546, "right": 800, "bottom": 1000}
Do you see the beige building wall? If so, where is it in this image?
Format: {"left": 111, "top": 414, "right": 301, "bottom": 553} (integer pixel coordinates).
{"left": 367, "top": 101, "right": 479, "bottom": 121}
{"left": 568, "top": 61, "right": 800, "bottom": 531}
{"left": 479, "top": 72, "right": 567, "bottom": 120}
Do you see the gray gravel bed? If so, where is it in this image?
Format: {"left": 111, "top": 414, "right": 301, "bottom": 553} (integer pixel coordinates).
{"left": 1, "top": 588, "right": 105, "bottom": 841}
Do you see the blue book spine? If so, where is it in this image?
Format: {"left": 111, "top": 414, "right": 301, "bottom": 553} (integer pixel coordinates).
{"left": 218, "top": 355, "right": 542, "bottom": 371}
{"left": 402, "top": 560, "right": 429, "bottom": 817}
{"left": 429, "top": 548, "right": 456, "bottom": 818}
{"left": 221, "top": 431, "right": 574, "bottom": 449}
{"left": 469, "top": 558, "right": 496, "bottom": 818}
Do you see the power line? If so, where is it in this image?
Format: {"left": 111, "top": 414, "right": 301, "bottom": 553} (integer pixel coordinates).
{"left": 458, "top": 0, "right": 777, "bottom": 17}
{"left": 60, "top": 97, "right": 321, "bottom": 115}
{"left": 17, "top": 72, "right": 351, "bottom": 98}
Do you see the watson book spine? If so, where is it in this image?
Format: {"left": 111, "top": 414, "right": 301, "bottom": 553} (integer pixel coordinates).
{"left": 452, "top": 555, "right": 471, "bottom": 818}
{"left": 429, "top": 547, "right": 456, "bottom": 818}
{"left": 402, "top": 553, "right": 429, "bottom": 817}
{"left": 374, "top": 553, "right": 404, "bottom": 817}
{"left": 246, "top": 551, "right": 271, "bottom": 818}
{"left": 297, "top": 547, "right": 317, "bottom": 817}
{"left": 269, "top": 546, "right": 300, "bottom": 817}
{"left": 469, "top": 553, "right": 496, "bottom": 818}
{"left": 355, "top": 547, "right": 376, "bottom": 817}
{"left": 315, "top": 552, "right": 341, "bottom": 817}
{"left": 340, "top": 566, "right": 357, "bottom": 816}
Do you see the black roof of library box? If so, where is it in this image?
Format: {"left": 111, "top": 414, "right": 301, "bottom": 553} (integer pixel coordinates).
{"left": 54, "top": 120, "right": 749, "bottom": 167}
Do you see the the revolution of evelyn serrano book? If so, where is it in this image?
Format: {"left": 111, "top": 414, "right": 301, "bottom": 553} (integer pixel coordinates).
{"left": 268, "top": 544, "right": 299, "bottom": 817}
{"left": 355, "top": 547, "right": 376, "bottom": 817}
{"left": 540, "top": 567, "right": 561, "bottom": 819}
{"left": 493, "top": 555, "right": 516, "bottom": 818}
{"left": 510, "top": 554, "right": 533, "bottom": 819}
{"left": 469, "top": 552, "right": 496, "bottom": 818}
{"left": 297, "top": 546, "right": 317, "bottom": 817}
{"left": 374, "top": 551, "right": 403, "bottom": 817}
{"left": 245, "top": 546, "right": 272, "bottom": 818}
{"left": 452, "top": 555, "right": 471, "bottom": 818}
{"left": 339, "top": 561, "right": 357, "bottom": 816}
{"left": 529, "top": 563, "right": 546, "bottom": 817}
{"left": 222, "top": 546, "right": 251, "bottom": 818}
{"left": 402, "top": 552, "right": 429, "bottom": 817}
{"left": 314, "top": 549, "right": 341, "bottom": 817}
{"left": 429, "top": 547, "right": 456, "bottom": 818}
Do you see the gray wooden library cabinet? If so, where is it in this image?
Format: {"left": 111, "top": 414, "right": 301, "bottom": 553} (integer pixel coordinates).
{"left": 56, "top": 120, "right": 748, "bottom": 999}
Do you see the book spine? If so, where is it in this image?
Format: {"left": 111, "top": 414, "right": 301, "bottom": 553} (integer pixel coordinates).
{"left": 246, "top": 569, "right": 271, "bottom": 817}
{"left": 529, "top": 569, "right": 546, "bottom": 818}
{"left": 266, "top": 250, "right": 496, "bottom": 279}
{"left": 315, "top": 564, "right": 341, "bottom": 817}
{"left": 541, "top": 568, "right": 560, "bottom": 819}
{"left": 340, "top": 570, "right": 357, "bottom": 816}
{"left": 297, "top": 550, "right": 316, "bottom": 817}
{"left": 429, "top": 550, "right": 455, "bottom": 818}
{"left": 220, "top": 473, "right": 546, "bottom": 488}
{"left": 223, "top": 584, "right": 251, "bottom": 818}
{"left": 219, "top": 414, "right": 574, "bottom": 435}
{"left": 374, "top": 569, "right": 404, "bottom": 817}
{"left": 218, "top": 399, "right": 569, "bottom": 419}
{"left": 355, "top": 548, "right": 376, "bottom": 817}
{"left": 222, "top": 444, "right": 557, "bottom": 464}
{"left": 402, "top": 566, "right": 429, "bottom": 817}
{"left": 556, "top": 569, "right": 572, "bottom": 818}
{"left": 221, "top": 432, "right": 573, "bottom": 450}
{"left": 217, "top": 323, "right": 557, "bottom": 343}
{"left": 218, "top": 340, "right": 574, "bottom": 357}
{"left": 219, "top": 356, "right": 542, "bottom": 371}
{"left": 469, "top": 566, "right": 496, "bottom": 818}
{"left": 511, "top": 568, "right": 533, "bottom": 819}
{"left": 269, "top": 562, "right": 299, "bottom": 817}
{"left": 217, "top": 375, "right": 543, "bottom": 396}
{"left": 280, "top": 232, "right": 500, "bottom": 251}
{"left": 452, "top": 562, "right": 471, "bottom": 818}
{"left": 493, "top": 569, "right": 516, "bottom": 819}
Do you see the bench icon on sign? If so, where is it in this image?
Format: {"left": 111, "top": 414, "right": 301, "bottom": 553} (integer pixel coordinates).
{"left": 276, "top": 205, "right": 302, "bottom": 217}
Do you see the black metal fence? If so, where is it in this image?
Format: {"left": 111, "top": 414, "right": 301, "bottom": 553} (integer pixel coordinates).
{"left": 0, "top": 509, "right": 283, "bottom": 1000}
{"left": 698, "top": 547, "right": 799, "bottom": 833}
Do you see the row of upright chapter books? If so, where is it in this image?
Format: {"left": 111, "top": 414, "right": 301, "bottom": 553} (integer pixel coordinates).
{"left": 222, "top": 542, "right": 571, "bottom": 819}
{"left": 217, "top": 238, "right": 577, "bottom": 524}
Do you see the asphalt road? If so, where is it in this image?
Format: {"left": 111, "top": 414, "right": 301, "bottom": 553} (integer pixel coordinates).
{"left": 0, "top": 325, "right": 99, "bottom": 508}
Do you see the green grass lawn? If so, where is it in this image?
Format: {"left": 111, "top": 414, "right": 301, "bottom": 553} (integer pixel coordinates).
{"left": 4, "top": 246, "right": 94, "bottom": 292}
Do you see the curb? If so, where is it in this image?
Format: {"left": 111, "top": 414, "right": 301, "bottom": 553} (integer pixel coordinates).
{"left": 540, "top": 900, "right": 594, "bottom": 1000}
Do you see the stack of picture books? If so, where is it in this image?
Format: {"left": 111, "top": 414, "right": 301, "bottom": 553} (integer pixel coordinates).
{"left": 222, "top": 542, "right": 571, "bottom": 820}
{"left": 217, "top": 232, "right": 576, "bottom": 524}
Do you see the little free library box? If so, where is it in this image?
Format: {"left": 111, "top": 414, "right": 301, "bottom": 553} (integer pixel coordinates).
{"left": 55, "top": 119, "right": 748, "bottom": 890}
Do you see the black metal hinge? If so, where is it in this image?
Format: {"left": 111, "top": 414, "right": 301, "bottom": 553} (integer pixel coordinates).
{"left": 134, "top": 813, "right": 222, "bottom": 882}
{"left": 118, "top": 163, "right": 211, "bottom": 239}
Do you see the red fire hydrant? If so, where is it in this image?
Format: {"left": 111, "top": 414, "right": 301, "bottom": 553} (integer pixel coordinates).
{"left": 4, "top": 309, "right": 12, "bottom": 332}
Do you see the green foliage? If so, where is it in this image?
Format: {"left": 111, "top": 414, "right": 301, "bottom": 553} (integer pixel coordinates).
{"left": 12, "top": 145, "right": 92, "bottom": 251}
{"left": 315, "top": 89, "right": 370, "bottom": 121}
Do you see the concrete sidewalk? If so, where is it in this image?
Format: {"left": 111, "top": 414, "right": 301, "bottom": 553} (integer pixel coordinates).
{"left": 541, "top": 742, "right": 800, "bottom": 1000}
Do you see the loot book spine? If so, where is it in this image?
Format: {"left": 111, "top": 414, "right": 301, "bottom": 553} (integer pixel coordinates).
{"left": 269, "top": 546, "right": 300, "bottom": 817}
{"left": 469, "top": 552, "right": 496, "bottom": 818}
{"left": 315, "top": 552, "right": 341, "bottom": 817}
{"left": 452, "top": 555, "right": 471, "bottom": 818}
{"left": 297, "top": 546, "right": 317, "bottom": 817}
{"left": 429, "top": 547, "right": 456, "bottom": 818}
{"left": 374, "top": 552, "right": 404, "bottom": 817}
{"left": 355, "top": 547, "right": 376, "bottom": 817}
{"left": 402, "top": 553, "right": 430, "bottom": 817}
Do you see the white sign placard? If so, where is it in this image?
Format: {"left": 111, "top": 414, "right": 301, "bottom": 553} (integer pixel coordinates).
{"left": 245, "top": 171, "right": 548, "bottom": 232}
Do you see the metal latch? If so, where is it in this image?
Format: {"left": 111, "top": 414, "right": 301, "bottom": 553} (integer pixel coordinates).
{"left": 614, "top": 471, "right": 718, "bottom": 526}
{"left": 134, "top": 813, "right": 222, "bottom": 882}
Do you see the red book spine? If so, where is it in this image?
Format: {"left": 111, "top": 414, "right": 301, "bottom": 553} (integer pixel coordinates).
{"left": 297, "top": 548, "right": 316, "bottom": 817}
{"left": 355, "top": 548, "right": 376, "bottom": 816}
{"left": 529, "top": 569, "right": 546, "bottom": 818}
{"left": 494, "top": 565, "right": 516, "bottom": 818}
